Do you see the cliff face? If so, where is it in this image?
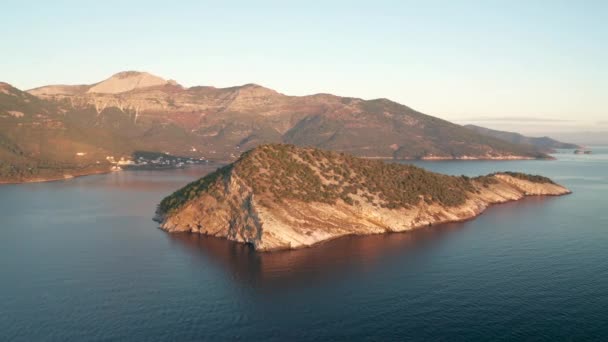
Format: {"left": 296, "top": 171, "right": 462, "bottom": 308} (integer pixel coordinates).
{"left": 156, "top": 145, "right": 570, "bottom": 251}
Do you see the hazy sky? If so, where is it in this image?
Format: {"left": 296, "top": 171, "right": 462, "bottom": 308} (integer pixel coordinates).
{"left": 2, "top": 0, "right": 606, "bottom": 133}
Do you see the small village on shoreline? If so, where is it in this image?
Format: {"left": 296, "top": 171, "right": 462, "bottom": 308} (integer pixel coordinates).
{"left": 106, "top": 152, "right": 210, "bottom": 171}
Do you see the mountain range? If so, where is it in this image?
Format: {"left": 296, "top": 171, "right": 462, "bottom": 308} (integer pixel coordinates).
{"left": 1, "top": 71, "right": 552, "bottom": 182}
{"left": 464, "top": 124, "right": 580, "bottom": 152}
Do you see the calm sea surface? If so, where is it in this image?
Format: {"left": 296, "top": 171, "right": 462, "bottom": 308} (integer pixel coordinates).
{"left": 1, "top": 148, "right": 607, "bottom": 341}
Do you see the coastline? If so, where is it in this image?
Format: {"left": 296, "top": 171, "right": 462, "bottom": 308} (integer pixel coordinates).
{"left": 0, "top": 169, "right": 113, "bottom": 185}
{"left": 256, "top": 191, "right": 570, "bottom": 253}
{"left": 359, "top": 155, "right": 549, "bottom": 161}
{"left": 0, "top": 163, "right": 226, "bottom": 185}
{"left": 0, "top": 153, "right": 550, "bottom": 185}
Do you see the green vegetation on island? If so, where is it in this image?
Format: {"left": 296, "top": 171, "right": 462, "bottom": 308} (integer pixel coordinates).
{"left": 491, "top": 171, "right": 556, "bottom": 184}
{"left": 159, "top": 144, "right": 559, "bottom": 215}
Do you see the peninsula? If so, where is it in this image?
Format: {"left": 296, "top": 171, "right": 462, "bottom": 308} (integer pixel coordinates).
{"left": 156, "top": 144, "right": 570, "bottom": 251}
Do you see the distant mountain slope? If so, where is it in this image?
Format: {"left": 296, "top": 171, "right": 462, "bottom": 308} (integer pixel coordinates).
{"left": 26, "top": 72, "right": 549, "bottom": 160}
{"left": 0, "top": 72, "right": 552, "bottom": 182}
{"left": 0, "top": 83, "right": 116, "bottom": 182}
{"left": 465, "top": 124, "right": 580, "bottom": 152}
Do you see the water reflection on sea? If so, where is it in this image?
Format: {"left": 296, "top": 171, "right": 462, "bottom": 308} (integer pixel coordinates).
{"left": 1, "top": 148, "right": 607, "bottom": 341}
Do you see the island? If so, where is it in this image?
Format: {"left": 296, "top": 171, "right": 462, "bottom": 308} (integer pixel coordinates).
{"left": 155, "top": 144, "right": 571, "bottom": 251}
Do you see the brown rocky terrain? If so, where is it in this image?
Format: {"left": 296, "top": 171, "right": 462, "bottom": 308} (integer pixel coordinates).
{"left": 1, "top": 71, "right": 554, "bottom": 183}
{"left": 156, "top": 144, "right": 570, "bottom": 251}
{"left": 25, "top": 71, "right": 548, "bottom": 160}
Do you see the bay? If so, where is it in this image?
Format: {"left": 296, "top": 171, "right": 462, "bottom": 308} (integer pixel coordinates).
{"left": 1, "top": 148, "right": 607, "bottom": 341}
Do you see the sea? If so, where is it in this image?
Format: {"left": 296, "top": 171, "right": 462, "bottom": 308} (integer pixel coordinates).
{"left": 1, "top": 147, "right": 607, "bottom": 341}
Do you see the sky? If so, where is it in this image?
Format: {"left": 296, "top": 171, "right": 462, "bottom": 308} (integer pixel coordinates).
{"left": 2, "top": 0, "right": 606, "bottom": 135}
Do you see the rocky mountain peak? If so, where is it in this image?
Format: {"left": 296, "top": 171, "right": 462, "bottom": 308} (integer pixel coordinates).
{"left": 231, "top": 83, "right": 282, "bottom": 101}
{"left": 0, "top": 82, "right": 17, "bottom": 95}
{"left": 112, "top": 71, "right": 148, "bottom": 79}
{"left": 87, "top": 71, "right": 177, "bottom": 94}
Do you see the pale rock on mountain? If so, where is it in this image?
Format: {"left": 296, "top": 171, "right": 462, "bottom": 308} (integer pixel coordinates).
{"left": 87, "top": 71, "right": 178, "bottom": 94}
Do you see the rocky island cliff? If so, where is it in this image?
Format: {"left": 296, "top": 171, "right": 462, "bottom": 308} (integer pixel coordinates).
{"left": 156, "top": 144, "right": 570, "bottom": 251}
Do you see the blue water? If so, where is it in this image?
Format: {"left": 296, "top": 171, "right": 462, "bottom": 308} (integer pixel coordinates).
{"left": 1, "top": 148, "right": 607, "bottom": 341}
